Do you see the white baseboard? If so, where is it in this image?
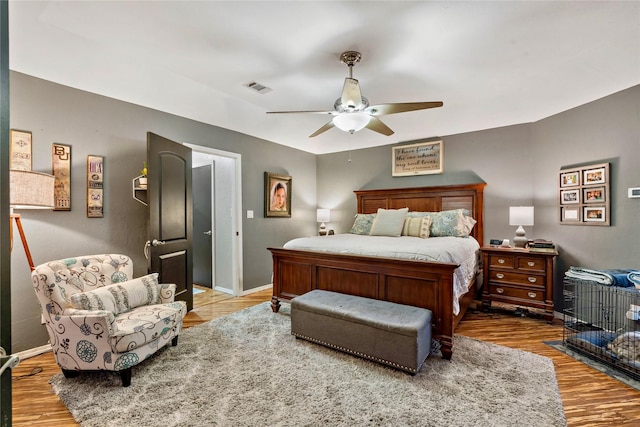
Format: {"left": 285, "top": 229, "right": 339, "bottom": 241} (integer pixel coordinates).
{"left": 213, "top": 286, "right": 234, "bottom": 295}
{"left": 241, "top": 283, "right": 273, "bottom": 296}
{"left": 17, "top": 344, "right": 51, "bottom": 360}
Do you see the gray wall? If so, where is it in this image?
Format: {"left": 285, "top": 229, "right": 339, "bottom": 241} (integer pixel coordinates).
{"left": 318, "top": 84, "right": 640, "bottom": 311}
{"left": 10, "top": 72, "right": 316, "bottom": 351}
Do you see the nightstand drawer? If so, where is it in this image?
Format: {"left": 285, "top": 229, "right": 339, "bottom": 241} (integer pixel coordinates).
{"left": 489, "top": 270, "right": 545, "bottom": 287}
{"left": 488, "top": 254, "right": 515, "bottom": 268}
{"left": 489, "top": 285, "right": 544, "bottom": 302}
{"left": 517, "top": 257, "right": 546, "bottom": 272}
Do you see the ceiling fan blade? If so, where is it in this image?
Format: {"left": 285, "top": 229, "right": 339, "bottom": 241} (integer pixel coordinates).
{"left": 366, "top": 117, "right": 394, "bottom": 136}
{"left": 267, "top": 110, "right": 335, "bottom": 115}
{"left": 341, "top": 78, "right": 362, "bottom": 109}
{"left": 309, "top": 121, "right": 336, "bottom": 138}
{"left": 366, "top": 101, "right": 443, "bottom": 116}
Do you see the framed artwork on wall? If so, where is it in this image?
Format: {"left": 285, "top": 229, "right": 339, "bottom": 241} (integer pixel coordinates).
{"left": 558, "top": 162, "right": 609, "bottom": 226}
{"left": 264, "top": 172, "right": 291, "bottom": 218}
{"left": 583, "top": 187, "right": 605, "bottom": 204}
{"left": 561, "top": 206, "right": 580, "bottom": 222}
{"left": 52, "top": 143, "right": 72, "bottom": 211}
{"left": 584, "top": 206, "right": 606, "bottom": 222}
{"left": 560, "top": 189, "right": 579, "bottom": 204}
{"left": 559, "top": 170, "right": 580, "bottom": 187}
{"left": 583, "top": 166, "right": 606, "bottom": 185}
{"left": 10, "top": 129, "right": 32, "bottom": 171}
{"left": 392, "top": 140, "right": 443, "bottom": 176}
{"left": 87, "top": 155, "right": 104, "bottom": 218}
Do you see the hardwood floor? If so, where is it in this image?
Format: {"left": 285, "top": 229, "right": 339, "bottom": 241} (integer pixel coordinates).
{"left": 11, "top": 289, "right": 640, "bottom": 426}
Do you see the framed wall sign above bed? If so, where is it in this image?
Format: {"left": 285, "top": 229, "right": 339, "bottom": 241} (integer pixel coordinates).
{"left": 392, "top": 140, "right": 443, "bottom": 176}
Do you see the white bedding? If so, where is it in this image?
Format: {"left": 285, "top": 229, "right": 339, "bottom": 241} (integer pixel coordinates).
{"left": 283, "top": 234, "right": 480, "bottom": 315}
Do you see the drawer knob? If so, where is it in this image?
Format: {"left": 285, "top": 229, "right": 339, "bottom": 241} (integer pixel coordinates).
{"left": 528, "top": 292, "right": 537, "bottom": 298}
{"left": 496, "top": 287, "right": 504, "bottom": 294}
{"left": 527, "top": 261, "right": 535, "bottom": 267}
{"left": 528, "top": 277, "right": 537, "bottom": 283}
{"left": 498, "top": 258, "right": 505, "bottom": 264}
{"left": 496, "top": 273, "right": 505, "bottom": 279}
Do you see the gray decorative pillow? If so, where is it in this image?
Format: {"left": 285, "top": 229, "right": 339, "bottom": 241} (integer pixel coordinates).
{"left": 70, "top": 273, "right": 159, "bottom": 315}
{"left": 349, "top": 213, "right": 377, "bottom": 235}
{"left": 369, "top": 207, "right": 409, "bottom": 237}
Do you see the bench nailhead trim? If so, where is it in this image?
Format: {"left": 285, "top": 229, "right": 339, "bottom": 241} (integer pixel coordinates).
{"left": 292, "top": 331, "right": 418, "bottom": 374}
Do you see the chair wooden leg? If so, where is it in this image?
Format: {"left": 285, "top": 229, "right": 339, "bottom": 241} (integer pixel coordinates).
{"left": 171, "top": 336, "right": 179, "bottom": 346}
{"left": 61, "top": 369, "right": 79, "bottom": 379}
{"left": 120, "top": 368, "right": 132, "bottom": 387}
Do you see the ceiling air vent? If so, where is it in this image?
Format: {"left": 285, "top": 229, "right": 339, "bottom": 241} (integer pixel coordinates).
{"left": 246, "top": 81, "right": 272, "bottom": 94}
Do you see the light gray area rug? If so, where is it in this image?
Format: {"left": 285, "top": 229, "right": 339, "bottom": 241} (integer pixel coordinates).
{"left": 51, "top": 302, "right": 566, "bottom": 427}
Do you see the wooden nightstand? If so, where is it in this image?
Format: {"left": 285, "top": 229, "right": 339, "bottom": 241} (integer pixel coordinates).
{"left": 481, "top": 246, "right": 558, "bottom": 322}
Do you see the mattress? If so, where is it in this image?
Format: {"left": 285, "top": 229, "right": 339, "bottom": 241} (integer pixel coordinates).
{"left": 283, "top": 234, "right": 481, "bottom": 314}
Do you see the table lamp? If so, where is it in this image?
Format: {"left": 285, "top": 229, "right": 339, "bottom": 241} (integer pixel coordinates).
{"left": 509, "top": 206, "right": 534, "bottom": 248}
{"left": 317, "top": 209, "right": 331, "bottom": 236}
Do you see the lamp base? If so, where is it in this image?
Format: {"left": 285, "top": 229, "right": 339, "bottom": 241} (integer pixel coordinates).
{"left": 513, "top": 225, "right": 528, "bottom": 248}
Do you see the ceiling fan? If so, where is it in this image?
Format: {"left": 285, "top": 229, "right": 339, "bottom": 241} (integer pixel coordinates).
{"left": 266, "top": 51, "right": 443, "bottom": 138}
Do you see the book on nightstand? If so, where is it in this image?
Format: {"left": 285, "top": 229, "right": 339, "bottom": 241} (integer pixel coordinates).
{"left": 528, "top": 239, "right": 556, "bottom": 253}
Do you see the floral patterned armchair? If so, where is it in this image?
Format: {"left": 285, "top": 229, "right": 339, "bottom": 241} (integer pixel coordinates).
{"left": 31, "top": 254, "right": 187, "bottom": 386}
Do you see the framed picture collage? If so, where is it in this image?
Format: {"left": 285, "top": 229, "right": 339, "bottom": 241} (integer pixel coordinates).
{"left": 558, "top": 162, "right": 610, "bottom": 226}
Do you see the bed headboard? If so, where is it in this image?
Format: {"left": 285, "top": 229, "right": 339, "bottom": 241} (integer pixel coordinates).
{"left": 354, "top": 183, "right": 486, "bottom": 245}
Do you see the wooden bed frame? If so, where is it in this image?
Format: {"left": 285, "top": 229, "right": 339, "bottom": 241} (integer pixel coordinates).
{"left": 268, "top": 183, "right": 486, "bottom": 360}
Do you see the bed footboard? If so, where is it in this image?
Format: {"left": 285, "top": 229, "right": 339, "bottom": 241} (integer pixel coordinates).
{"left": 269, "top": 247, "right": 459, "bottom": 359}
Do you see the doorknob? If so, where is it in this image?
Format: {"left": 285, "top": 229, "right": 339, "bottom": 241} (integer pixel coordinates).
{"left": 144, "top": 239, "right": 166, "bottom": 260}
{"left": 204, "top": 230, "right": 212, "bottom": 236}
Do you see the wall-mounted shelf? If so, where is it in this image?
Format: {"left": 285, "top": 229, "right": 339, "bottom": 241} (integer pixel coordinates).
{"left": 132, "top": 175, "right": 148, "bottom": 206}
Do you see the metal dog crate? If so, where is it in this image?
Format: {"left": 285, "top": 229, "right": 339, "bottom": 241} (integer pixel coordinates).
{"left": 563, "top": 276, "right": 640, "bottom": 381}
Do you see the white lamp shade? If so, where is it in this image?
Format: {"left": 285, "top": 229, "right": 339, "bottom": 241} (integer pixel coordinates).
{"left": 509, "top": 206, "right": 534, "bottom": 226}
{"left": 10, "top": 170, "right": 55, "bottom": 209}
{"left": 316, "top": 209, "right": 331, "bottom": 223}
{"left": 333, "top": 112, "right": 370, "bottom": 134}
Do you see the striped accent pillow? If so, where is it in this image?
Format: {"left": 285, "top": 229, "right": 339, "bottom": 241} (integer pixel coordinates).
{"left": 402, "top": 216, "right": 432, "bottom": 238}
{"left": 70, "top": 273, "right": 159, "bottom": 315}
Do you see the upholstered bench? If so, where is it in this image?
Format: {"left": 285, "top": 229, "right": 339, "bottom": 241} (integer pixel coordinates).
{"left": 291, "top": 290, "right": 432, "bottom": 374}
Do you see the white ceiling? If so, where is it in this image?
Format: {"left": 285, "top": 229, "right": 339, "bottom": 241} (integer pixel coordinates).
{"left": 8, "top": 1, "right": 640, "bottom": 155}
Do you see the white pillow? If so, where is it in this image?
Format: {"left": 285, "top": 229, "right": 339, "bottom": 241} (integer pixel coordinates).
{"left": 70, "top": 273, "right": 159, "bottom": 315}
{"left": 402, "top": 216, "right": 432, "bottom": 238}
{"left": 369, "top": 207, "right": 409, "bottom": 237}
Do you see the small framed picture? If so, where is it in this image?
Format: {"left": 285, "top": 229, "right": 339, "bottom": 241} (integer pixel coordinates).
{"left": 10, "top": 129, "right": 32, "bottom": 171}
{"left": 52, "top": 143, "right": 72, "bottom": 211}
{"left": 265, "top": 172, "right": 292, "bottom": 218}
{"left": 583, "top": 187, "right": 605, "bottom": 204}
{"left": 584, "top": 206, "right": 606, "bottom": 222}
{"left": 87, "top": 155, "right": 104, "bottom": 218}
{"left": 583, "top": 167, "right": 606, "bottom": 185}
{"left": 560, "top": 170, "right": 580, "bottom": 187}
{"left": 561, "top": 207, "right": 580, "bottom": 222}
{"left": 560, "top": 189, "right": 580, "bottom": 204}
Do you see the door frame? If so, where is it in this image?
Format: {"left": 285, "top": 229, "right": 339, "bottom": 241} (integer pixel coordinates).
{"left": 184, "top": 144, "right": 243, "bottom": 296}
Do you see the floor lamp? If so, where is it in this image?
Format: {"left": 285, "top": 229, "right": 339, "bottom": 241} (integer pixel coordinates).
{"left": 9, "top": 170, "right": 55, "bottom": 271}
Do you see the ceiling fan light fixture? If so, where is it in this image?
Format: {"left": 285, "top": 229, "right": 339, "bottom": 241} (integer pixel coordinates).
{"left": 333, "top": 112, "right": 370, "bottom": 134}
